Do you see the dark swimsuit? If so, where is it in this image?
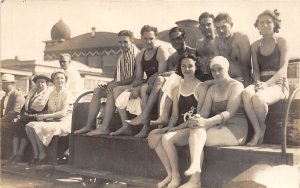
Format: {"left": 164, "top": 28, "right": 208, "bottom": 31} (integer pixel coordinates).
{"left": 257, "top": 40, "right": 289, "bottom": 95}
{"left": 141, "top": 47, "right": 160, "bottom": 79}
{"left": 176, "top": 83, "right": 200, "bottom": 125}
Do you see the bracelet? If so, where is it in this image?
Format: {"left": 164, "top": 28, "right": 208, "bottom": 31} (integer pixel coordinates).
{"left": 219, "top": 113, "right": 225, "bottom": 125}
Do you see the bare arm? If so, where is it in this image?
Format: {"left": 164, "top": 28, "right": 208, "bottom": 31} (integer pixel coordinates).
{"left": 200, "top": 82, "right": 244, "bottom": 129}
{"left": 195, "top": 83, "right": 208, "bottom": 114}
{"left": 251, "top": 41, "right": 261, "bottom": 82}
{"left": 132, "top": 51, "right": 144, "bottom": 87}
{"left": 167, "top": 87, "right": 179, "bottom": 128}
{"left": 40, "top": 92, "right": 73, "bottom": 120}
{"left": 236, "top": 33, "right": 251, "bottom": 87}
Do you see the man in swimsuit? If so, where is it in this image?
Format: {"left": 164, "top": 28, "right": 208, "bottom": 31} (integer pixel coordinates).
{"left": 213, "top": 13, "right": 252, "bottom": 87}
{"left": 196, "top": 12, "right": 216, "bottom": 81}
{"left": 114, "top": 25, "right": 170, "bottom": 138}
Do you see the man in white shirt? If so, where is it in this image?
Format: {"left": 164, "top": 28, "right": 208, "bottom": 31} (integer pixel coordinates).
{"left": 59, "top": 53, "right": 84, "bottom": 99}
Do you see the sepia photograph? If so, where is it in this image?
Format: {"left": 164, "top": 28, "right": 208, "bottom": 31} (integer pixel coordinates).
{"left": 1, "top": 0, "right": 300, "bottom": 187}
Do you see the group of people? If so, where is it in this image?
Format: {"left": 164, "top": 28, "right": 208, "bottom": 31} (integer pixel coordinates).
{"left": 74, "top": 9, "right": 289, "bottom": 187}
{"left": 1, "top": 9, "right": 289, "bottom": 188}
{"left": 1, "top": 53, "right": 82, "bottom": 166}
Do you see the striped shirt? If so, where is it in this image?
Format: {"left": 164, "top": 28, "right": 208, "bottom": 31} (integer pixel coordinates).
{"left": 115, "top": 45, "right": 139, "bottom": 82}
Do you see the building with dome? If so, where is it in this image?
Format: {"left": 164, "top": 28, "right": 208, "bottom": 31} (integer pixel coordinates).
{"left": 158, "top": 19, "right": 203, "bottom": 48}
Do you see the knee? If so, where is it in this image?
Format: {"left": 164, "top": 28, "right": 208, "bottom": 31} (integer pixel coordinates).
{"left": 252, "top": 94, "right": 266, "bottom": 107}
{"left": 161, "top": 134, "right": 172, "bottom": 148}
{"left": 154, "top": 76, "right": 165, "bottom": 86}
{"left": 242, "top": 87, "right": 254, "bottom": 100}
{"left": 93, "top": 87, "right": 105, "bottom": 96}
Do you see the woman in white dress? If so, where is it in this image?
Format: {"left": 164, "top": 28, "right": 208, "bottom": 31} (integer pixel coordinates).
{"left": 25, "top": 71, "right": 73, "bottom": 166}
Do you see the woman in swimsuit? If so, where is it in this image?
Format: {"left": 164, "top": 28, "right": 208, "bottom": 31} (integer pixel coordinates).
{"left": 243, "top": 9, "right": 289, "bottom": 146}
{"left": 149, "top": 54, "right": 209, "bottom": 188}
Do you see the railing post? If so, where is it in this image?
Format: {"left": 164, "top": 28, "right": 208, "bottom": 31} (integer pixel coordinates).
{"left": 282, "top": 86, "right": 300, "bottom": 164}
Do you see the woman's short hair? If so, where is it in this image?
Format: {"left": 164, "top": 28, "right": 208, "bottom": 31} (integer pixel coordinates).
{"left": 168, "top": 27, "right": 186, "bottom": 39}
{"left": 177, "top": 54, "right": 202, "bottom": 79}
{"left": 140, "top": 25, "right": 158, "bottom": 36}
{"left": 254, "top": 9, "right": 281, "bottom": 33}
{"left": 51, "top": 71, "right": 68, "bottom": 83}
{"left": 118, "top": 30, "right": 134, "bottom": 40}
{"left": 214, "top": 13, "right": 233, "bottom": 25}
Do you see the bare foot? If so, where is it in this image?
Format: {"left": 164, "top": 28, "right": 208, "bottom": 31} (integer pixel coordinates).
{"left": 178, "top": 181, "right": 200, "bottom": 188}
{"left": 86, "top": 128, "right": 110, "bottom": 136}
{"left": 110, "top": 126, "right": 131, "bottom": 136}
{"left": 158, "top": 175, "right": 172, "bottom": 188}
{"left": 184, "top": 167, "right": 201, "bottom": 176}
{"left": 150, "top": 117, "right": 169, "bottom": 126}
{"left": 74, "top": 126, "right": 93, "bottom": 134}
{"left": 167, "top": 176, "right": 181, "bottom": 188}
{"left": 259, "top": 124, "right": 266, "bottom": 144}
{"left": 246, "top": 134, "right": 261, "bottom": 146}
{"left": 179, "top": 172, "right": 201, "bottom": 188}
{"left": 134, "top": 125, "right": 150, "bottom": 138}
{"left": 126, "top": 115, "right": 148, "bottom": 126}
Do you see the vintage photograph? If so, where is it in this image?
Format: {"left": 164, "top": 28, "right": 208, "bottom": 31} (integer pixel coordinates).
{"left": 1, "top": 0, "right": 300, "bottom": 187}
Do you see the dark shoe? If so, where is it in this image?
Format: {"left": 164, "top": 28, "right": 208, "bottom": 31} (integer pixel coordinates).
{"left": 37, "top": 157, "right": 48, "bottom": 165}
{"left": 12, "top": 154, "right": 23, "bottom": 164}
{"left": 7, "top": 155, "right": 16, "bottom": 164}
{"left": 28, "top": 158, "right": 39, "bottom": 167}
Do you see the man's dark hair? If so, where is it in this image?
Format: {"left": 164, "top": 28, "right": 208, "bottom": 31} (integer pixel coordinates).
{"left": 140, "top": 25, "right": 158, "bottom": 36}
{"left": 214, "top": 13, "right": 233, "bottom": 25}
{"left": 199, "top": 12, "right": 215, "bottom": 23}
{"left": 118, "top": 30, "right": 134, "bottom": 40}
{"left": 168, "top": 27, "right": 186, "bottom": 39}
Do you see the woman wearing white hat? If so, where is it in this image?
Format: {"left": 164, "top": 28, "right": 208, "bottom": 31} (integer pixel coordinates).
{"left": 25, "top": 71, "right": 73, "bottom": 166}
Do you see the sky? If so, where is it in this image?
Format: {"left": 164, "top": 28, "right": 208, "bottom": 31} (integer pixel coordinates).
{"left": 1, "top": 0, "right": 300, "bottom": 61}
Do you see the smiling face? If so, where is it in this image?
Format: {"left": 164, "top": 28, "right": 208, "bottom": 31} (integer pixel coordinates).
{"left": 59, "top": 56, "right": 70, "bottom": 70}
{"left": 118, "top": 36, "right": 133, "bottom": 52}
{"left": 199, "top": 17, "right": 215, "bottom": 39}
{"left": 181, "top": 58, "right": 197, "bottom": 78}
{"left": 53, "top": 73, "right": 66, "bottom": 88}
{"left": 169, "top": 31, "right": 185, "bottom": 50}
{"left": 210, "top": 63, "right": 227, "bottom": 80}
{"left": 214, "top": 20, "right": 233, "bottom": 39}
{"left": 142, "top": 31, "right": 157, "bottom": 50}
{"left": 257, "top": 14, "right": 275, "bottom": 35}
{"left": 36, "top": 78, "right": 48, "bottom": 91}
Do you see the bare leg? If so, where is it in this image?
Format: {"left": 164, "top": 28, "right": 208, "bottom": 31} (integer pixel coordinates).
{"left": 251, "top": 86, "right": 284, "bottom": 144}
{"left": 87, "top": 92, "right": 115, "bottom": 136}
{"left": 242, "top": 86, "right": 262, "bottom": 146}
{"left": 134, "top": 124, "right": 150, "bottom": 138}
{"left": 110, "top": 108, "right": 131, "bottom": 136}
{"left": 155, "top": 141, "right": 172, "bottom": 188}
{"left": 184, "top": 128, "right": 206, "bottom": 176}
{"left": 74, "top": 87, "right": 107, "bottom": 134}
{"left": 32, "top": 130, "right": 46, "bottom": 160}
{"left": 16, "top": 137, "right": 28, "bottom": 158}
{"left": 26, "top": 127, "right": 39, "bottom": 159}
{"left": 127, "top": 77, "right": 165, "bottom": 125}
{"left": 150, "top": 96, "right": 172, "bottom": 126}
{"left": 12, "top": 136, "right": 20, "bottom": 157}
{"left": 162, "top": 129, "right": 189, "bottom": 188}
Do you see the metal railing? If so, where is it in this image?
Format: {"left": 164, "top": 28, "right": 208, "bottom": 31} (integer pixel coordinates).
{"left": 281, "top": 85, "right": 300, "bottom": 164}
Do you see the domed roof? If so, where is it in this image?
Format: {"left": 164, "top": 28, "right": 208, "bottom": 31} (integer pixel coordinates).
{"left": 51, "top": 19, "right": 71, "bottom": 40}
{"left": 158, "top": 19, "right": 203, "bottom": 49}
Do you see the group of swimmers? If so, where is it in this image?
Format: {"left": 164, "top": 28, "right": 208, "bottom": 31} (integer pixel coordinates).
{"left": 71, "top": 9, "right": 289, "bottom": 188}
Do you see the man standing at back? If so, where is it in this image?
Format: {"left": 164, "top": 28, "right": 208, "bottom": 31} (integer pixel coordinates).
{"left": 59, "top": 53, "right": 84, "bottom": 99}
{"left": 213, "top": 13, "right": 251, "bottom": 87}
{"left": 196, "top": 12, "right": 216, "bottom": 81}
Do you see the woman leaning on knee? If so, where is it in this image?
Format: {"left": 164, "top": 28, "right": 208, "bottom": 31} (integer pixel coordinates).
{"left": 180, "top": 56, "right": 248, "bottom": 188}
{"left": 242, "top": 9, "right": 289, "bottom": 146}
